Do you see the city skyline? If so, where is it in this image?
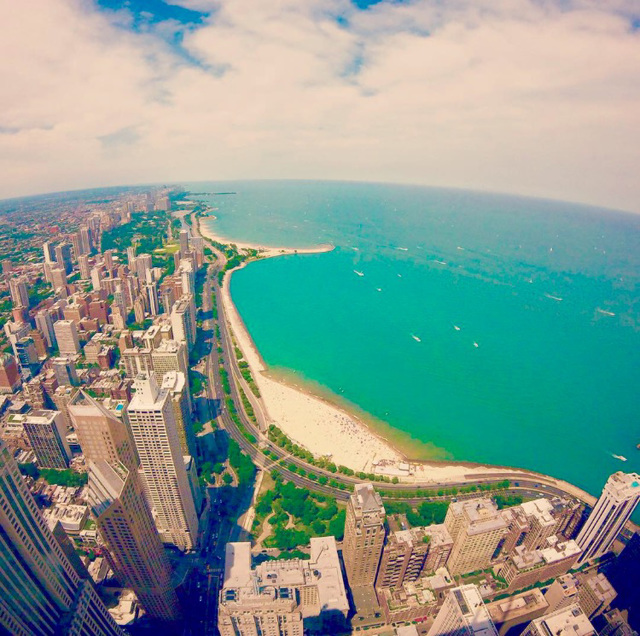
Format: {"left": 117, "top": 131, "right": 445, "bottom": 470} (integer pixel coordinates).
{"left": 0, "top": 0, "right": 639, "bottom": 212}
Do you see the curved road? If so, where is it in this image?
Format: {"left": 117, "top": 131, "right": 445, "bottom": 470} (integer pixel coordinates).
{"left": 189, "top": 213, "right": 638, "bottom": 532}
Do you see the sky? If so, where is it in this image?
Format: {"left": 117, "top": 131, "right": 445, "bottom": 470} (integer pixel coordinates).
{"left": 0, "top": 0, "right": 639, "bottom": 211}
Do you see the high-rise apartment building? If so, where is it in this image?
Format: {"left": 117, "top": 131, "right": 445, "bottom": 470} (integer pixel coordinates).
{"left": 80, "top": 225, "right": 92, "bottom": 254}
{"left": 78, "top": 254, "right": 91, "bottom": 280}
{"left": 161, "top": 371, "right": 197, "bottom": 458}
{"left": 69, "top": 391, "right": 136, "bottom": 469}
{"left": 15, "top": 336, "right": 40, "bottom": 378}
{"left": 69, "top": 391, "right": 182, "bottom": 620}
{"left": 170, "top": 294, "right": 197, "bottom": 352}
{"left": 54, "top": 319, "right": 81, "bottom": 355}
{"left": 521, "top": 604, "right": 596, "bottom": 636}
{"left": 179, "top": 229, "right": 189, "bottom": 256}
{"left": 575, "top": 472, "right": 640, "bottom": 565}
{"left": 427, "top": 584, "right": 498, "bottom": 636}
{"left": 36, "top": 309, "right": 57, "bottom": 348}
{"left": 520, "top": 499, "right": 560, "bottom": 551}
{"left": 577, "top": 573, "right": 617, "bottom": 619}
{"left": 343, "top": 483, "right": 386, "bottom": 588}
{"left": 9, "top": 277, "right": 29, "bottom": 308}
{"left": 88, "top": 460, "right": 181, "bottom": 621}
{"left": 55, "top": 243, "right": 73, "bottom": 274}
{"left": 0, "top": 352, "right": 22, "bottom": 393}
{"left": 376, "top": 526, "right": 431, "bottom": 589}
{"left": 444, "top": 498, "right": 508, "bottom": 575}
{"left": 127, "top": 373, "right": 198, "bottom": 550}
{"left": 51, "top": 266, "right": 68, "bottom": 290}
{"left": 151, "top": 339, "right": 188, "bottom": 382}
{"left": 0, "top": 440, "right": 124, "bottom": 636}
{"left": 136, "top": 253, "right": 152, "bottom": 281}
{"left": 23, "top": 409, "right": 71, "bottom": 469}
{"left": 43, "top": 239, "right": 56, "bottom": 263}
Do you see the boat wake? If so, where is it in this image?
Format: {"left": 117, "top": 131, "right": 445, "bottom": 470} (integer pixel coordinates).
{"left": 354, "top": 270, "right": 364, "bottom": 277}
{"left": 544, "top": 293, "right": 563, "bottom": 302}
{"left": 596, "top": 308, "right": 615, "bottom": 316}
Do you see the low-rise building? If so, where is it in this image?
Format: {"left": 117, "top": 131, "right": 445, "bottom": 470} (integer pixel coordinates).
{"left": 499, "top": 538, "right": 581, "bottom": 593}
{"left": 219, "top": 537, "right": 349, "bottom": 636}
{"left": 486, "top": 589, "right": 549, "bottom": 636}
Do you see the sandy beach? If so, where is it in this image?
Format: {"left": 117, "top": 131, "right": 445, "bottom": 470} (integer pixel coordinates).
{"left": 198, "top": 217, "right": 532, "bottom": 481}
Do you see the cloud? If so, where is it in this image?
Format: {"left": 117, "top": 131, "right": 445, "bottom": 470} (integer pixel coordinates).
{"left": 0, "top": 0, "right": 638, "bottom": 211}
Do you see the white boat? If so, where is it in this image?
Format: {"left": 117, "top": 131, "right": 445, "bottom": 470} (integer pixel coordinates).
{"left": 433, "top": 259, "right": 447, "bottom": 265}
{"left": 376, "top": 288, "right": 382, "bottom": 292}
{"left": 397, "top": 247, "right": 408, "bottom": 251}
{"left": 612, "top": 454, "right": 627, "bottom": 462}
{"left": 597, "top": 308, "right": 615, "bottom": 316}
{"left": 544, "top": 293, "right": 563, "bottom": 302}
{"left": 354, "top": 270, "right": 364, "bottom": 277}
{"left": 473, "top": 342, "right": 479, "bottom": 348}
{"left": 411, "top": 334, "right": 421, "bottom": 342}
{"left": 454, "top": 325, "right": 461, "bottom": 331}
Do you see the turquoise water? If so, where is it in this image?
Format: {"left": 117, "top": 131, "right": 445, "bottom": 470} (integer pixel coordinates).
{"left": 191, "top": 181, "right": 640, "bottom": 500}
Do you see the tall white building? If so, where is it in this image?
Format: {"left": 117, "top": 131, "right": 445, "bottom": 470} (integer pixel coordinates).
{"left": 575, "top": 472, "right": 640, "bottom": 565}
{"left": 126, "top": 373, "right": 198, "bottom": 550}
{"left": 170, "top": 295, "right": 196, "bottom": 352}
{"left": 54, "top": 319, "right": 81, "bottom": 355}
{"left": 427, "top": 584, "right": 498, "bottom": 636}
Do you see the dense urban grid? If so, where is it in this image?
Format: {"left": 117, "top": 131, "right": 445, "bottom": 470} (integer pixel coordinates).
{"left": 0, "top": 187, "right": 638, "bottom": 636}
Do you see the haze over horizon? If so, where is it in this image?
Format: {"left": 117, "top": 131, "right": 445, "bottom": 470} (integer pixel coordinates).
{"left": 1, "top": 0, "right": 639, "bottom": 212}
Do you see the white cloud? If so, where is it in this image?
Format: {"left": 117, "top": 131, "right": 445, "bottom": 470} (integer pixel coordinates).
{"left": 0, "top": 0, "right": 638, "bottom": 211}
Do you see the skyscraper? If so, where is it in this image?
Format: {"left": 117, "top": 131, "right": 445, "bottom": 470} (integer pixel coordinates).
{"left": 170, "top": 295, "right": 196, "bottom": 352}
{"left": 54, "top": 243, "right": 73, "bottom": 274}
{"left": 88, "top": 460, "right": 181, "bottom": 621}
{"left": 427, "top": 584, "right": 498, "bottom": 636}
{"left": 575, "top": 472, "right": 640, "bottom": 565}
{"left": 444, "top": 498, "right": 508, "bottom": 575}
{"left": 35, "top": 309, "right": 57, "bottom": 348}
{"left": 9, "top": 277, "right": 29, "bottom": 308}
{"left": 69, "top": 391, "right": 182, "bottom": 620}
{"left": 343, "top": 483, "right": 386, "bottom": 589}
{"left": 43, "top": 240, "right": 56, "bottom": 264}
{"left": 23, "top": 409, "right": 71, "bottom": 469}
{"left": 54, "top": 319, "right": 81, "bottom": 355}
{"left": 126, "top": 373, "right": 198, "bottom": 550}
{"left": 0, "top": 440, "right": 124, "bottom": 636}
{"left": 179, "top": 229, "right": 189, "bottom": 256}
{"left": 0, "top": 352, "right": 21, "bottom": 393}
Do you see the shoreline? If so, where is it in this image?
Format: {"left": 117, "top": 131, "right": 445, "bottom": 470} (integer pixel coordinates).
{"left": 198, "top": 215, "right": 527, "bottom": 482}
{"left": 196, "top": 214, "right": 599, "bottom": 500}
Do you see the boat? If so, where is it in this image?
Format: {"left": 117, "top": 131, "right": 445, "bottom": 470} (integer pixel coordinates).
{"left": 544, "top": 293, "right": 563, "bottom": 302}
{"left": 612, "top": 454, "right": 627, "bottom": 462}
{"left": 397, "top": 247, "right": 409, "bottom": 251}
{"left": 454, "top": 325, "right": 461, "bottom": 331}
{"left": 596, "top": 308, "right": 615, "bottom": 316}
{"left": 411, "top": 334, "right": 421, "bottom": 342}
{"left": 376, "top": 288, "right": 382, "bottom": 292}
{"left": 473, "top": 342, "right": 479, "bottom": 348}
{"left": 354, "top": 270, "right": 364, "bottom": 277}
{"left": 433, "top": 259, "right": 447, "bottom": 265}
